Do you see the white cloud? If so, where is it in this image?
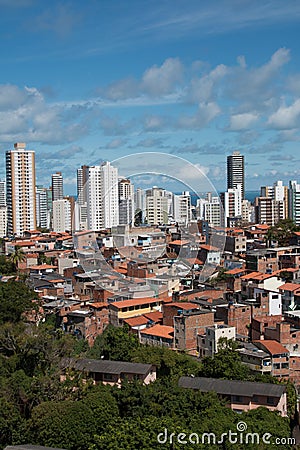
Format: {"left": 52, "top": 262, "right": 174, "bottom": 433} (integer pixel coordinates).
{"left": 229, "top": 112, "right": 259, "bottom": 130}
{"left": 177, "top": 102, "right": 221, "bottom": 129}
{"left": 267, "top": 99, "right": 300, "bottom": 129}
{"left": 141, "top": 57, "right": 183, "bottom": 96}
{"left": 187, "top": 64, "right": 228, "bottom": 103}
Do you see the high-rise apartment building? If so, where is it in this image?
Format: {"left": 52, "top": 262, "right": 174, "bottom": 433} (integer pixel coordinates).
{"left": 52, "top": 198, "right": 72, "bottom": 233}
{"left": 220, "top": 184, "right": 242, "bottom": 227}
{"left": 255, "top": 197, "right": 279, "bottom": 226}
{"left": 289, "top": 180, "right": 300, "bottom": 226}
{"left": 134, "top": 188, "right": 146, "bottom": 224}
{"left": 6, "top": 142, "right": 36, "bottom": 236}
{"left": 196, "top": 193, "right": 223, "bottom": 227}
{"left": 0, "top": 179, "right": 7, "bottom": 237}
{"left": 118, "top": 178, "right": 134, "bottom": 225}
{"left": 0, "top": 180, "right": 6, "bottom": 207}
{"left": 227, "top": 151, "right": 245, "bottom": 199}
{"left": 173, "top": 191, "right": 191, "bottom": 225}
{"left": 36, "top": 185, "right": 48, "bottom": 229}
{"left": 51, "top": 172, "right": 63, "bottom": 201}
{"left": 87, "top": 162, "right": 119, "bottom": 230}
{"left": 146, "top": 187, "right": 169, "bottom": 225}
{"left": 261, "top": 180, "right": 288, "bottom": 220}
{"left": 77, "top": 165, "right": 89, "bottom": 205}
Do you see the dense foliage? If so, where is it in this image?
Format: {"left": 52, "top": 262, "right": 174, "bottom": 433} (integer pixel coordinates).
{"left": 0, "top": 292, "right": 295, "bottom": 449}
{"left": 266, "top": 218, "right": 300, "bottom": 247}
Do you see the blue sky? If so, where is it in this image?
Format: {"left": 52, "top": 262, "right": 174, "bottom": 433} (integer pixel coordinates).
{"left": 1, "top": 0, "right": 300, "bottom": 195}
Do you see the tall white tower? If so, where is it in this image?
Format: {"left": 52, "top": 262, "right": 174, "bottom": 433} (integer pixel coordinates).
{"left": 6, "top": 142, "right": 36, "bottom": 236}
{"left": 87, "top": 162, "right": 119, "bottom": 230}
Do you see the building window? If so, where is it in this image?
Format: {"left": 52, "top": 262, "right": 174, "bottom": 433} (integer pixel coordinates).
{"left": 267, "top": 397, "right": 275, "bottom": 405}
{"left": 103, "top": 373, "right": 113, "bottom": 381}
{"left": 233, "top": 395, "right": 242, "bottom": 403}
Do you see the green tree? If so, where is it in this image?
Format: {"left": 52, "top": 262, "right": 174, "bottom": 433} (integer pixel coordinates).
{"left": 266, "top": 218, "right": 300, "bottom": 247}
{"left": 88, "top": 325, "right": 140, "bottom": 361}
{"left": 0, "top": 281, "right": 37, "bottom": 325}
{"left": 0, "top": 255, "right": 15, "bottom": 275}
{"left": 26, "top": 400, "right": 96, "bottom": 450}
{"left": 131, "top": 345, "right": 201, "bottom": 378}
{"left": 200, "top": 346, "right": 250, "bottom": 380}
{"left": 8, "top": 246, "right": 26, "bottom": 272}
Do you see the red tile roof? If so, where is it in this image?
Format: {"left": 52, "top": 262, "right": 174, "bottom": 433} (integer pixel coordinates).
{"left": 225, "top": 267, "right": 245, "bottom": 275}
{"left": 200, "top": 244, "right": 219, "bottom": 251}
{"left": 165, "top": 302, "right": 199, "bottom": 310}
{"left": 169, "top": 240, "right": 189, "bottom": 246}
{"left": 29, "top": 264, "right": 57, "bottom": 270}
{"left": 254, "top": 340, "right": 289, "bottom": 355}
{"left": 12, "top": 241, "right": 35, "bottom": 247}
{"left": 240, "top": 271, "right": 262, "bottom": 280}
{"left": 109, "top": 297, "right": 162, "bottom": 309}
{"left": 88, "top": 302, "right": 108, "bottom": 309}
{"left": 143, "top": 311, "right": 163, "bottom": 322}
{"left": 279, "top": 282, "right": 300, "bottom": 293}
{"left": 140, "top": 324, "right": 174, "bottom": 339}
{"left": 123, "top": 316, "right": 149, "bottom": 327}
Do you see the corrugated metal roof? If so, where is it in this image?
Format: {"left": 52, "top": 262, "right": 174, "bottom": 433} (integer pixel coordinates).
{"left": 62, "top": 358, "right": 153, "bottom": 375}
{"left": 178, "top": 376, "right": 286, "bottom": 397}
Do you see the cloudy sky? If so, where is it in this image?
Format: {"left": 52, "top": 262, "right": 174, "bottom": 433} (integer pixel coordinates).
{"left": 1, "top": 0, "right": 300, "bottom": 195}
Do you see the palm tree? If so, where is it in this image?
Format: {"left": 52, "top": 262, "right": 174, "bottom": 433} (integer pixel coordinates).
{"left": 9, "top": 246, "right": 26, "bottom": 272}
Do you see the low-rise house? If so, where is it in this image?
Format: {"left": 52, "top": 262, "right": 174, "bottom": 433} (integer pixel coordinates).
{"left": 109, "top": 297, "right": 166, "bottom": 327}
{"left": 123, "top": 311, "right": 163, "bottom": 333}
{"left": 140, "top": 324, "right": 174, "bottom": 348}
{"left": 198, "top": 324, "right": 236, "bottom": 358}
{"left": 254, "top": 340, "right": 290, "bottom": 379}
{"left": 174, "top": 309, "right": 214, "bottom": 351}
{"left": 61, "top": 358, "right": 156, "bottom": 386}
{"left": 278, "top": 282, "right": 300, "bottom": 312}
{"left": 237, "top": 343, "right": 272, "bottom": 375}
{"left": 178, "top": 376, "right": 288, "bottom": 417}
{"left": 163, "top": 302, "right": 200, "bottom": 326}
{"left": 198, "top": 244, "right": 221, "bottom": 265}
{"left": 251, "top": 315, "right": 283, "bottom": 341}
{"left": 216, "top": 303, "right": 251, "bottom": 337}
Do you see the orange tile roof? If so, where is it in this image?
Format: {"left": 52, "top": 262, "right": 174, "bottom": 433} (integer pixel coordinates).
{"left": 88, "top": 302, "right": 108, "bottom": 309}
{"left": 279, "top": 282, "right": 300, "bottom": 292}
{"left": 12, "top": 241, "right": 35, "bottom": 247}
{"left": 109, "top": 297, "right": 162, "bottom": 309}
{"left": 143, "top": 311, "right": 163, "bottom": 322}
{"left": 140, "top": 324, "right": 174, "bottom": 339}
{"left": 165, "top": 302, "right": 199, "bottom": 310}
{"left": 29, "top": 264, "right": 57, "bottom": 270}
{"left": 254, "top": 340, "right": 289, "bottom": 355}
{"left": 115, "top": 268, "right": 127, "bottom": 274}
{"left": 200, "top": 244, "right": 219, "bottom": 251}
{"left": 123, "top": 316, "right": 149, "bottom": 327}
{"left": 240, "top": 271, "right": 262, "bottom": 280}
{"left": 169, "top": 240, "right": 189, "bottom": 246}
{"left": 225, "top": 267, "right": 245, "bottom": 275}
{"left": 256, "top": 224, "right": 270, "bottom": 230}
{"left": 185, "top": 258, "right": 204, "bottom": 265}
{"left": 251, "top": 273, "right": 275, "bottom": 281}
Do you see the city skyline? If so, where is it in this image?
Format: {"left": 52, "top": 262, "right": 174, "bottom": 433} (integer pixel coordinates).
{"left": 1, "top": 1, "right": 300, "bottom": 194}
